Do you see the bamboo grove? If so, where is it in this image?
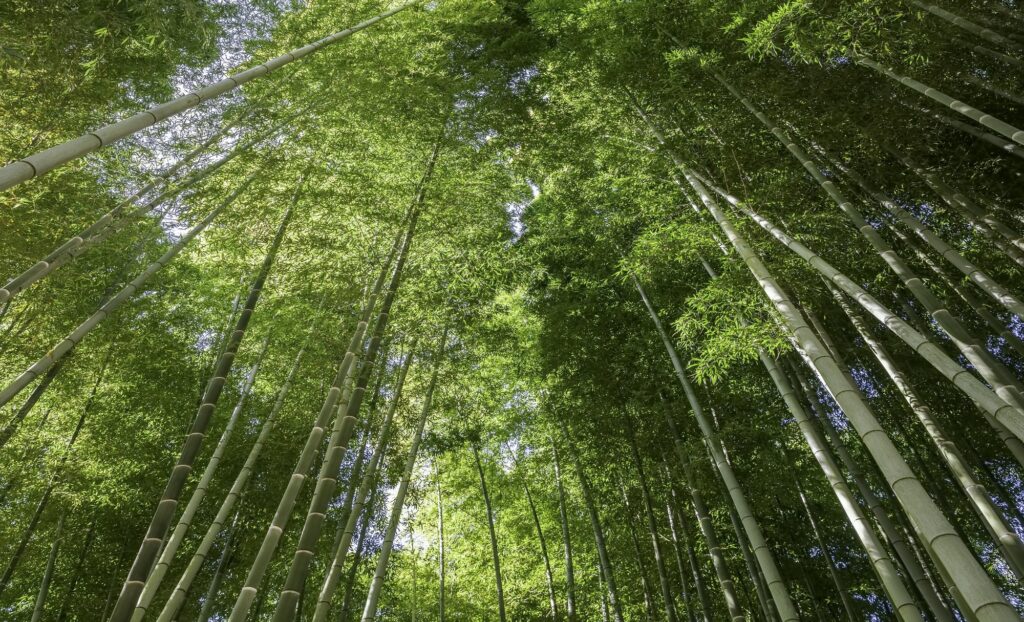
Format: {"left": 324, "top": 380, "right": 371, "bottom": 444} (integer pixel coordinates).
{"left": 2, "top": 0, "right": 1024, "bottom": 619}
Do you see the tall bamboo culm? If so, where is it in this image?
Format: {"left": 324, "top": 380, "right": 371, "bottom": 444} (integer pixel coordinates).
{"left": 0, "top": 1, "right": 419, "bottom": 191}
{"left": 108, "top": 172, "right": 296, "bottom": 622}
{"left": 225, "top": 217, "right": 408, "bottom": 622}
{"left": 359, "top": 336, "right": 444, "bottom": 622}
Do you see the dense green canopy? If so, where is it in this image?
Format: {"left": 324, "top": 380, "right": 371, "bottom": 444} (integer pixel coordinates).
{"left": 1, "top": 0, "right": 1024, "bottom": 620}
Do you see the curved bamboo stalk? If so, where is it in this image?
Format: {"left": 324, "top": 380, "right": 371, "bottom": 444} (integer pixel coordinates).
{"left": 0, "top": 169, "right": 261, "bottom": 410}
{"left": 109, "top": 172, "right": 293, "bottom": 622}
{"left": 0, "top": 110, "right": 300, "bottom": 308}
{"left": 359, "top": 349, "right": 442, "bottom": 622}
{"left": 552, "top": 442, "right": 577, "bottom": 622}
{"left": 30, "top": 511, "right": 64, "bottom": 622}
{"left": 311, "top": 344, "right": 416, "bottom": 622}
{"left": 628, "top": 422, "right": 678, "bottom": 622}
{"left": 270, "top": 197, "right": 422, "bottom": 622}
{"left": 909, "top": 1, "right": 1023, "bottom": 53}
{"left": 634, "top": 276, "right": 799, "bottom": 622}
{"left": 225, "top": 220, "right": 405, "bottom": 622}
{"left": 926, "top": 107, "right": 1024, "bottom": 160}
{"left": 830, "top": 284, "right": 1024, "bottom": 579}
{"left": 857, "top": 55, "right": 1024, "bottom": 147}
{"left": 691, "top": 171, "right": 1024, "bottom": 445}
{"left": 154, "top": 315, "right": 315, "bottom": 622}
{"left": 130, "top": 334, "right": 271, "bottom": 620}
{"left": 0, "top": 1, "right": 419, "bottom": 191}
{"left": 661, "top": 402, "right": 745, "bottom": 621}
{"left": 676, "top": 166, "right": 1018, "bottom": 620}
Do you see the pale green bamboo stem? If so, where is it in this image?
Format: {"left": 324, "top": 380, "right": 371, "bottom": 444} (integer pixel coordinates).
{"left": 909, "top": 1, "right": 1023, "bottom": 52}
{"left": 661, "top": 403, "right": 744, "bottom": 621}
{"left": 927, "top": 107, "right": 1024, "bottom": 160}
{"left": 0, "top": 1, "right": 420, "bottom": 191}
{"left": 857, "top": 55, "right": 1024, "bottom": 147}
{"left": 131, "top": 335, "right": 271, "bottom": 620}
{"left": 31, "top": 512, "right": 65, "bottom": 622}
{"left": 679, "top": 169, "right": 1018, "bottom": 621}
{"left": 830, "top": 284, "right": 1024, "bottom": 579}
{"left": 359, "top": 350, "right": 442, "bottom": 622}
{"left": 634, "top": 275, "right": 799, "bottom": 622}
{"left": 691, "top": 171, "right": 1024, "bottom": 444}
{"left": 270, "top": 185, "right": 426, "bottom": 622}
{"left": 785, "top": 360, "right": 956, "bottom": 622}
{"left": 109, "top": 170, "right": 290, "bottom": 622}
{"left": 155, "top": 332, "right": 311, "bottom": 622}
{"left": 311, "top": 346, "right": 416, "bottom": 622}
{"left": 759, "top": 349, "right": 922, "bottom": 620}
{"left": 225, "top": 221, "right": 407, "bottom": 622}
{"left": 888, "top": 147, "right": 1024, "bottom": 257}
{"left": 955, "top": 36, "right": 1024, "bottom": 69}
{"left": 0, "top": 115, "right": 239, "bottom": 306}
{"left": 0, "top": 169, "right": 260, "bottom": 410}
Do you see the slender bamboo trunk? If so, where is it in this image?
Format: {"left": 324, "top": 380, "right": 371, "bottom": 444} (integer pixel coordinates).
{"left": 693, "top": 170, "right": 1024, "bottom": 445}
{"left": 524, "top": 476, "right": 560, "bottom": 620}
{"left": 665, "top": 152, "right": 1017, "bottom": 618}
{"left": 785, "top": 360, "right": 955, "bottom": 622}
{"left": 156, "top": 310, "right": 316, "bottom": 622}
{"left": 956, "top": 36, "right": 1024, "bottom": 69}
{"left": 628, "top": 422, "right": 678, "bottom": 622}
{"left": 195, "top": 509, "right": 240, "bottom": 622}
{"left": 857, "top": 55, "right": 1024, "bottom": 147}
{"left": 599, "top": 563, "right": 610, "bottom": 622}
{"left": 762, "top": 350, "right": 922, "bottom": 619}
{"left": 786, "top": 457, "right": 858, "bottom": 621}
{"left": 962, "top": 72, "right": 1024, "bottom": 107}
{"left": 437, "top": 465, "right": 446, "bottom": 622}
{"left": 110, "top": 173, "right": 292, "bottom": 622}
{"left": 329, "top": 357, "right": 391, "bottom": 561}
{"left": 830, "top": 283, "right": 1024, "bottom": 578}
{"left": 0, "top": 110, "right": 269, "bottom": 307}
{"left": 665, "top": 497, "right": 697, "bottom": 622}
{"left": 272, "top": 143, "right": 438, "bottom": 622}
{"left": 0, "top": 342, "right": 112, "bottom": 599}
{"left": 339, "top": 479, "right": 383, "bottom": 622}
{"left": 31, "top": 511, "right": 65, "bottom": 622}
{"left": 359, "top": 344, "right": 442, "bottom": 622}
{"left": 926, "top": 106, "right": 1024, "bottom": 160}
{"left": 560, "top": 416, "right": 625, "bottom": 622}
{"left": 887, "top": 222, "right": 1024, "bottom": 362}
{"left": 311, "top": 344, "right": 416, "bottom": 622}
{"left": 660, "top": 403, "right": 743, "bottom": 621}
{"left": 0, "top": 359, "right": 63, "bottom": 450}
{"left": 620, "top": 479, "right": 657, "bottom": 622}
{"left": 0, "top": 168, "right": 262, "bottom": 410}
{"left": 633, "top": 275, "right": 798, "bottom": 621}
{"left": 888, "top": 146, "right": 1024, "bottom": 256}
{"left": 56, "top": 520, "right": 96, "bottom": 622}
{"left": 0, "top": 1, "right": 420, "bottom": 191}
{"left": 226, "top": 216, "right": 406, "bottom": 622}
{"left": 552, "top": 443, "right": 577, "bottom": 622}
{"left": 473, "top": 444, "right": 509, "bottom": 622}
{"left": 909, "top": 1, "right": 1024, "bottom": 52}
{"left": 133, "top": 335, "right": 271, "bottom": 620}
{"left": 669, "top": 484, "right": 712, "bottom": 622}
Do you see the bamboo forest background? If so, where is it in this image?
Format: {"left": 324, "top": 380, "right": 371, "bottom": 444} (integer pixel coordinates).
{"left": 2, "top": 0, "right": 1024, "bottom": 620}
